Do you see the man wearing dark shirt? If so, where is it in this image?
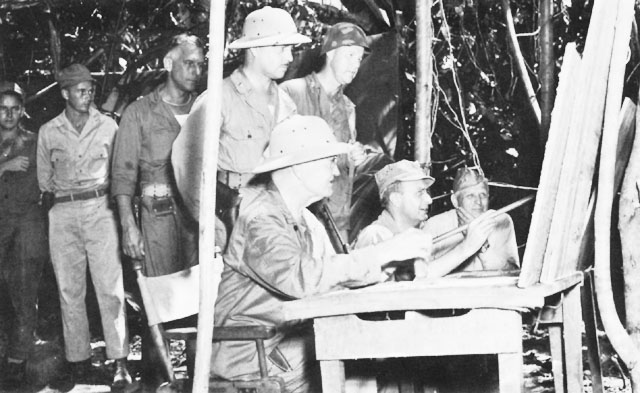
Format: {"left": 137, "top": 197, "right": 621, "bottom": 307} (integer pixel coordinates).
{"left": 0, "top": 85, "right": 48, "bottom": 389}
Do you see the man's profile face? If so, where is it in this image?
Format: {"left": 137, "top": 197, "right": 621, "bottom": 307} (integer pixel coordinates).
{"left": 327, "top": 45, "right": 364, "bottom": 86}
{"left": 0, "top": 94, "right": 24, "bottom": 131}
{"left": 252, "top": 45, "right": 294, "bottom": 80}
{"left": 454, "top": 182, "right": 489, "bottom": 219}
{"left": 63, "top": 81, "right": 94, "bottom": 114}
{"left": 169, "top": 44, "right": 205, "bottom": 93}
{"left": 396, "top": 179, "right": 433, "bottom": 225}
{"left": 294, "top": 156, "right": 339, "bottom": 201}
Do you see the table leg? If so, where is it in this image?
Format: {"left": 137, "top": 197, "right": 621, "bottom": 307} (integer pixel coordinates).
{"left": 563, "top": 285, "right": 583, "bottom": 393}
{"left": 549, "top": 325, "right": 566, "bottom": 393}
{"left": 498, "top": 352, "right": 523, "bottom": 392}
{"left": 321, "top": 360, "right": 346, "bottom": 393}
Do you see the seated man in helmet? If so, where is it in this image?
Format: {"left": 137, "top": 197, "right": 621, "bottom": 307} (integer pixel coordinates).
{"left": 424, "top": 167, "right": 520, "bottom": 273}
{"left": 212, "top": 116, "right": 432, "bottom": 392}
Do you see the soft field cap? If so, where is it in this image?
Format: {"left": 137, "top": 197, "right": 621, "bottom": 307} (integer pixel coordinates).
{"left": 56, "top": 64, "right": 95, "bottom": 89}
{"left": 252, "top": 115, "right": 350, "bottom": 174}
{"left": 453, "top": 167, "right": 488, "bottom": 193}
{"left": 321, "top": 22, "right": 369, "bottom": 54}
{"left": 228, "top": 6, "right": 311, "bottom": 49}
{"left": 375, "top": 160, "right": 435, "bottom": 197}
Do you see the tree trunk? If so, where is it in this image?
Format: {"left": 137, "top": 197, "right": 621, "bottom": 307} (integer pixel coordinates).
{"left": 539, "top": 0, "right": 554, "bottom": 147}
{"left": 414, "top": 0, "right": 433, "bottom": 170}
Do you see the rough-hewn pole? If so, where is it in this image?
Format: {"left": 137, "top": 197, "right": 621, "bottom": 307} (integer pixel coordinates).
{"left": 192, "top": 1, "right": 226, "bottom": 392}
{"left": 539, "top": 0, "right": 554, "bottom": 146}
{"left": 414, "top": 0, "right": 433, "bottom": 171}
{"left": 595, "top": 0, "right": 640, "bottom": 389}
{"left": 501, "top": 0, "right": 541, "bottom": 127}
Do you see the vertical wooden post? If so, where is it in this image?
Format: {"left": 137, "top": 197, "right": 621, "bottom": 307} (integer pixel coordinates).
{"left": 539, "top": 0, "right": 555, "bottom": 146}
{"left": 414, "top": 0, "right": 433, "bottom": 171}
{"left": 192, "top": 2, "right": 226, "bottom": 392}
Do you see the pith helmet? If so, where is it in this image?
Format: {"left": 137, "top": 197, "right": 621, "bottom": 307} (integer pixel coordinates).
{"left": 252, "top": 115, "right": 350, "bottom": 173}
{"left": 228, "top": 6, "right": 311, "bottom": 49}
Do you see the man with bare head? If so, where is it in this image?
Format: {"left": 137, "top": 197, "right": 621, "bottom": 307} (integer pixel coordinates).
{"left": 111, "top": 33, "right": 205, "bottom": 389}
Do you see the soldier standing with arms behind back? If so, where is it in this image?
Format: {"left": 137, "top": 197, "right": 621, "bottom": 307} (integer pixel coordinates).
{"left": 37, "top": 64, "right": 130, "bottom": 391}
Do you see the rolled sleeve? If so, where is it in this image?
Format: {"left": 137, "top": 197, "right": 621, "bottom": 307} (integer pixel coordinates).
{"left": 111, "top": 104, "right": 141, "bottom": 197}
{"left": 36, "top": 126, "right": 53, "bottom": 192}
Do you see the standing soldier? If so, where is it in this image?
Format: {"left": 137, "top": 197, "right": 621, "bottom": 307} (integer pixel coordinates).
{"left": 172, "top": 6, "right": 310, "bottom": 233}
{"left": 280, "top": 22, "right": 370, "bottom": 240}
{"left": 36, "top": 64, "right": 130, "bottom": 390}
{"left": 110, "top": 33, "right": 204, "bottom": 389}
{"left": 0, "top": 83, "right": 48, "bottom": 389}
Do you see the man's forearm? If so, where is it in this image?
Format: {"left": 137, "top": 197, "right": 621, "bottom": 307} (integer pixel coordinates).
{"left": 424, "top": 241, "right": 479, "bottom": 279}
{"left": 115, "top": 195, "right": 137, "bottom": 228}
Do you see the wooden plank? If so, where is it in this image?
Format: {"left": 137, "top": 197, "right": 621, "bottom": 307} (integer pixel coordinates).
{"left": 541, "top": 0, "right": 620, "bottom": 283}
{"left": 548, "top": 325, "right": 566, "bottom": 393}
{"left": 562, "top": 285, "right": 584, "bottom": 393}
{"left": 282, "top": 273, "right": 582, "bottom": 321}
{"left": 582, "top": 271, "right": 604, "bottom": 393}
{"left": 313, "top": 310, "right": 522, "bottom": 360}
{"left": 320, "top": 360, "right": 346, "bottom": 393}
{"left": 518, "top": 43, "right": 582, "bottom": 287}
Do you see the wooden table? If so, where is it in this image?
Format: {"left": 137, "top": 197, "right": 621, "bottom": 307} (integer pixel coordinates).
{"left": 282, "top": 273, "right": 583, "bottom": 393}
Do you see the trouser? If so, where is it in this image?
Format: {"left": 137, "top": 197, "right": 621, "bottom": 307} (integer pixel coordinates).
{"left": 214, "top": 325, "right": 321, "bottom": 393}
{"left": 0, "top": 209, "right": 47, "bottom": 360}
{"left": 48, "top": 196, "right": 129, "bottom": 362}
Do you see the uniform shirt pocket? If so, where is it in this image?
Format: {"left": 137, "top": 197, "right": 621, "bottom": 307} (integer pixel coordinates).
{"left": 51, "top": 149, "right": 76, "bottom": 181}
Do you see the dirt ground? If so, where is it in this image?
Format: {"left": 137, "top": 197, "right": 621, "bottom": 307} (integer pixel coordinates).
{"left": 0, "top": 264, "right": 632, "bottom": 393}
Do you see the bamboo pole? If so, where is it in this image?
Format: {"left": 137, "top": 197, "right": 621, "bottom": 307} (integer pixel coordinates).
{"left": 539, "top": 0, "right": 554, "bottom": 146}
{"left": 192, "top": 2, "right": 226, "bottom": 392}
{"left": 594, "top": 0, "right": 640, "bottom": 387}
{"left": 414, "top": 0, "right": 433, "bottom": 170}
{"left": 501, "top": 0, "right": 541, "bottom": 127}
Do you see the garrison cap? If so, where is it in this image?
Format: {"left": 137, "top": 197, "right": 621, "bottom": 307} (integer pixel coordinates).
{"left": 375, "top": 160, "right": 434, "bottom": 198}
{"left": 56, "top": 64, "right": 95, "bottom": 89}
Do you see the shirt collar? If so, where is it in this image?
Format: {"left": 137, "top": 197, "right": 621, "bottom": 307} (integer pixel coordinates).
{"left": 230, "top": 68, "right": 278, "bottom": 97}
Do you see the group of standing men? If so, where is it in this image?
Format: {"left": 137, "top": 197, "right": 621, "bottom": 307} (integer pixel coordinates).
{"left": 0, "top": 5, "right": 519, "bottom": 393}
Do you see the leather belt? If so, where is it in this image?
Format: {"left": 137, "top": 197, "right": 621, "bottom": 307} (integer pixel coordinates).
{"left": 54, "top": 188, "right": 107, "bottom": 204}
{"left": 141, "top": 183, "right": 173, "bottom": 198}
{"left": 217, "top": 170, "right": 253, "bottom": 190}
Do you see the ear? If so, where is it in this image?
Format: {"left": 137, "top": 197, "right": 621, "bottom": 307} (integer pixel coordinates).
{"left": 61, "top": 89, "right": 69, "bottom": 101}
{"left": 163, "top": 56, "right": 173, "bottom": 72}
{"left": 451, "top": 193, "right": 459, "bottom": 208}
{"left": 389, "top": 190, "right": 402, "bottom": 208}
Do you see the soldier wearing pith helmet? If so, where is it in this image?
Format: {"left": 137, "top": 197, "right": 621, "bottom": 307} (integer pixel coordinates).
{"left": 172, "top": 6, "right": 311, "bottom": 250}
